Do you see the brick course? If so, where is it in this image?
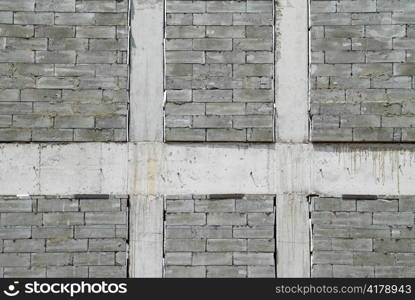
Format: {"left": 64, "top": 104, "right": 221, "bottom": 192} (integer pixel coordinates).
{"left": 0, "top": 195, "right": 128, "bottom": 278}
{"left": 310, "top": 0, "right": 415, "bottom": 142}
{"left": 164, "top": 194, "right": 276, "bottom": 277}
{"left": 0, "top": 0, "right": 128, "bottom": 141}
{"left": 164, "top": 0, "right": 275, "bottom": 142}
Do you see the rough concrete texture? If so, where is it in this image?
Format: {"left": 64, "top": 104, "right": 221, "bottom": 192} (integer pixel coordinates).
{"left": 310, "top": 0, "right": 415, "bottom": 142}
{"left": 164, "top": 0, "right": 275, "bottom": 142}
{"left": 0, "top": 194, "right": 128, "bottom": 278}
{"left": 5, "top": 143, "right": 415, "bottom": 198}
{"left": 311, "top": 195, "right": 415, "bottom": 278}
{"left": 164, "top": 194, "right": 276, "bottom": 278}
{"left": 0, "top": 0, "right": 128, "bottom": 141}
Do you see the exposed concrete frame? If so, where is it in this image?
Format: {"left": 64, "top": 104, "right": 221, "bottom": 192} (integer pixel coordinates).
{"left": 2, "top": 0, "right": 415, "bottom": 278}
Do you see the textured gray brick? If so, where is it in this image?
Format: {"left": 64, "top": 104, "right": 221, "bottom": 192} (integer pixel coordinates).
{"left": 32, "top": 226, "right": 73, "bottom": 238}
{"left": 314, "top": 197, "right": 356, "bottom": 211}
{"left": 195, "top": 199, "right": 234, "bottom": 212}
{"left": 88, "top": 239, "right": 125, "bottom": 252}
{"left": 75, "top": 225, "right": 115, "bottom": 239}
{"left": 80, "top": 199, "right": 120, "bottom": 212}
{"left": 0, "top": 0, "right": 35, "bottom": 11}
{"left": 233, "top": 226, "right": 274, "bottom": 238}
{"left": 165, "top": 252, "right": 192, "bottom": 265}
{"left": 192, "top": 227, "right": 233, "bottom": 239}
{"left": 1, "top": 213, "right": 41, "bottom": 226}
{"left": 31, "top": 253, "right": 72, "bottom": 266}
{"left": 0, "top": 200, "right": 32, "bottom": 212}
{"left": 353, "top": 252, "right": 395, "bottom": 266}
{"left": 36, "top": 77, "right": 79, "bottom": 89}
{"left": 331, "top": 238, "right": 372, "bottom": 251}
{"left": 193, "top": 252, "right": 232, "bottom": 265}
{"left": 0, "top": 254, "right": 30, "bottom": 267}
{"left": 166, "top": 239, "right": 206, "bottom": 252}
{"left": 35, "top": 25, "right": 74, "bottom": 38}
{"left": 38, "top": 199, "right": 78, "bottom": 212}
{"left": 165, "top": 128, "right": 206, "bottom": 141}
{"left": 373, "top": 212, "right": 414, "bottom": 225}
{"left": 166, "top": 213, "right": 206, "bottom": 226}
{"left": 166, "top": 1, "right": 206, "bottom": 13}
{"left": 47, "top": 266, "right": 88, "bottom": 278}
{"left": 247, "top": 213, "right": 274, "bottom": 226}
{"left": 166, "top": 200, "right": 194, "bottom": 212}
{"left": 35, "top": 0, "right": 75, "bottom": 12}
{"left": 207, "top": 266, "right": 247, "bottom": 278}
{"left": 43, "top": 212, "right": 84, "bottom": 226}
{"left": 55, "top": 13, "right": 95, "bottom": 25}
{"left": 375, "top": 266, "right": 415, "bottom": 278}
{"left": 357, "top": 199, "right": 398, "bottom": 212}
{"left": 234, "top": 253, "right": 274, "bottom": 265}
{"left": 207, "top": 239, "right": 246, "bottom": 252}
{"left": 333, "top": 265, "right": 374, "bottom": 278}
{"left": 165, "top": 266, "right": 206, "bottom": 278}
{"left": 247, "top": 239, "right": 275, "bottom": 252}
{"left": 207, "top": 213, "right": 246, "bottom": 226}
{"left": 4, "top": 267, "right": 45, "bottom": 278}
{"left": 4, "top": 240, "right": 45, "bottom": 253}
{"left": 89, "top": 266, "right": 126, "bottom": 278}
{"left": 85, "top": 212, "right": 126, "bottom": 225}
{"left": 15, "top": 12, "right": 54, "bottom": 25}
{"left": 46, "top": 239, "right": 88, "bottom": 252}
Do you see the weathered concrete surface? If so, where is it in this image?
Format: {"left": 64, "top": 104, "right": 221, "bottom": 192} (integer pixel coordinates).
{"left": 277, "top": 193, "right": 310, "bottom": 277}
{"left": 129, "top": 0, "right": 164, "bottom": 142}
{"left": 162, "top": 144, "right": 276, "bottom": 195}
{"left": 129, "top": 195, "right": 163, "bottom": 277}
{"left": 0, "top": 144, "right": 39, "bottom": 195}
{"left": 2, "top": 143, "right": 415, "bottom": 198}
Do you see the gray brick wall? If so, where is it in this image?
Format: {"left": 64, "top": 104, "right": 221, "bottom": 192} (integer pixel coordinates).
{"left": 164, "top": 194, "right": 276, "bottom": 277}
{"left": 164, "top": 0, "right": 275, "bottom": 142}
{"left": 311, "top": 196, "right": 415, "bottom": 278}
{"left": 0, "top": 195, "right": 128, "bottom": 278}
{"left": 0, "top": 0, "right": 128, "bottom": 142}
{"left": 310, "top": 0, "right": 415, "bottom": 142}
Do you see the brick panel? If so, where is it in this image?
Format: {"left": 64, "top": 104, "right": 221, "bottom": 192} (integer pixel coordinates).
{"left": 0, "top": 0, "right": 128, "bottom": 142}
{"left": 0, "top": 195, "right": 128, "bottom": 278}
{"left": 164, "top": 0, "right": 275, "bottom": 142}
{"left": 164, "top": 194, "right": 276, "bottom": 278}
{"left": 311, "top": 196, "right": 415, "bottom": 277}
{"left": 310, "top": 0, "right": 415, "bottom": 142}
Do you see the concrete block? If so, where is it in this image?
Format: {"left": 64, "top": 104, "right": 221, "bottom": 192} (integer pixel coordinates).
{"left": 192, "top": 252, "right": 232, "bottom": 265}
{"left": 233, "top": 252, "right": 274, "bottom": 265}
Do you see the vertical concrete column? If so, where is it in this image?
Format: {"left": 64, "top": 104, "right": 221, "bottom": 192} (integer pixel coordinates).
{"left": 129, "top": 0, "right": 165, "bottom": 142}
{"left": 275, "top": 0, "right": 309, "bottom": 143}
{"left": 276, "top": 193, "right": 310, "bottom": 277}
{"left": 128, "top": 0, "right": 165, "bottom": 277}
{"left": 128, "top": 143, "right": 165, "bottom": 277}
{"left": 274, "top": 0, "right": 311, "bottom": 277}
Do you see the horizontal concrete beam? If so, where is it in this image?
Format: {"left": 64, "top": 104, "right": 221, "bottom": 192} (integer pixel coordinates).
{"left": 1, "top": 143, "right": 415, "bottom": 196}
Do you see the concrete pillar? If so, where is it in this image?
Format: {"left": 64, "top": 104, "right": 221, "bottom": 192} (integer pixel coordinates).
{"left": 129, "top": 0, "right": 164, "bottom": 142}
{"left": 129, "top": 195, "right": 164, "bottom": 277}
{"left": 274, "top": 0, "right": 311, "bottom": 277}
{"left": 128, "top": 0, "right": 165, "bottom": 277}
{"left": 276, "top": 193, "right": 310, "bottom": 277}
